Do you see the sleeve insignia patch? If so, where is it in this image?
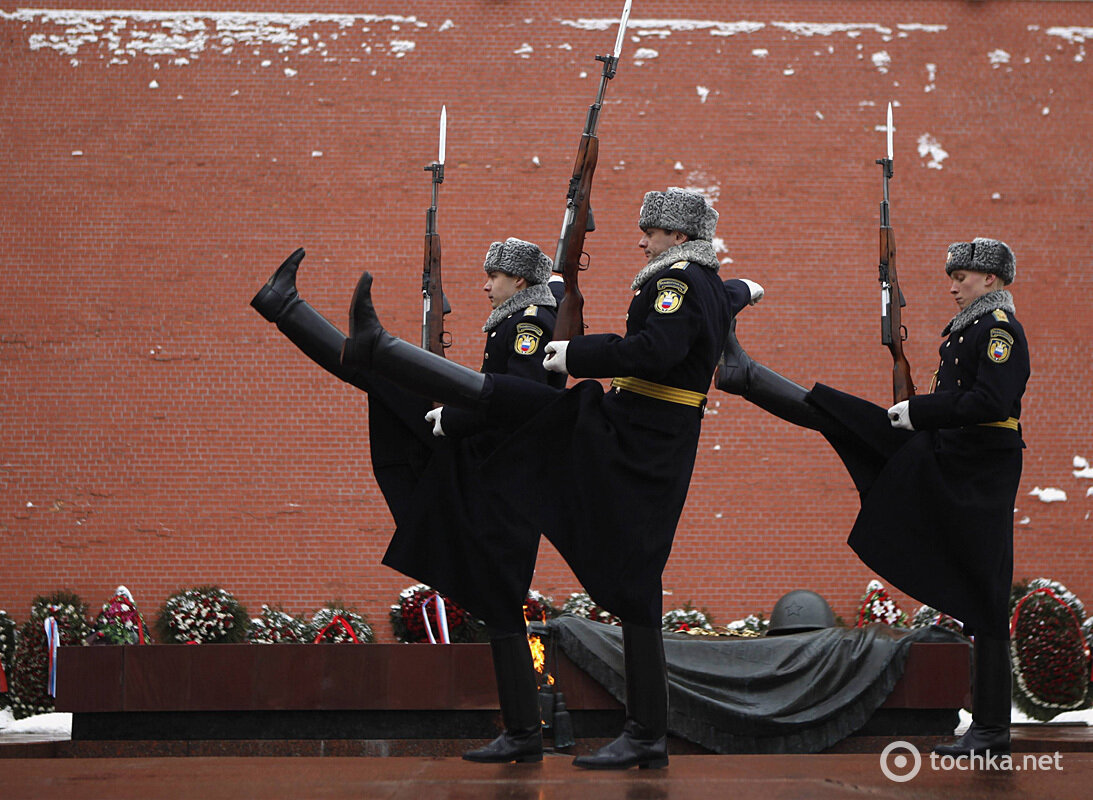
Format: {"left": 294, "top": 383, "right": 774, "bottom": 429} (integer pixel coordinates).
{"left": 654, "top": 277, "right": 688, "bottom": 314}
{"left": 991, "top": 309, "right": 1009, "bottom": 323}
{"left": 514, "top": 322, "right": 543, "bottom": 356}
{"left": 988, "top": 327, "right": 1014, "bottom": 363}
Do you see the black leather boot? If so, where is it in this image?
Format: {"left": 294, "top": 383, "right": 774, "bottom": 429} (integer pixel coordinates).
{"left": 933, "top": 634, "right": 1012, "bottom": 756}
{"left": 715, "top": 320, "right": 831, "bottom": 432}
{"left": 573, "top": 623, "right": 669, "bottom": 770}
{"left": 464, "top": 634, "right": 543, "bottom": 764}
{"left": 341, "top": 271, "right": 486, "bottom": 410}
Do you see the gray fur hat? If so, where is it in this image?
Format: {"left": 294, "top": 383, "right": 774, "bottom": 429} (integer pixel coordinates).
{"left": 482, "top": 237, "right": 552, "bottom": 285}
{"left": 639, "top": 187, "right": 718, "bottom": 242}
{"left": 945, "top": 237, "right": 1016, "bottom": 285}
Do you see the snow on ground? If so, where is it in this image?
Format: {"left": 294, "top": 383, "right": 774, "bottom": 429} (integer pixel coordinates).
{"left": 1, "top": 705, "right": 1088, "bottom": 741}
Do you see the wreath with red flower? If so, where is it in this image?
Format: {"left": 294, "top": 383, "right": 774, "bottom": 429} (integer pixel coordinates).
{"left": 1009, "top": 578, "right": 1091, "bottom": 721}
{"left": 310, "top": 603, "right": 374, "bottom": 644}
{"left": 155, "top": 585, "right": 248, "bottom": 644}
{"left": 88, "top": 586, "right": 152, "bottom": 645}
{"left": 9, "top": 591, "right": 90, "bottom": 719}
{"left": 562, "top": 592, "right": 620, "bottom": 626}
{"left": 855, "top": 580, "right": 909, "bottom": 628}
{"left": 389, "top": 584, "right": 486, "bottom": 644}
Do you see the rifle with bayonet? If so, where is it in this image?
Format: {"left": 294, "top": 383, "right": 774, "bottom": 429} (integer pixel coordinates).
{"left": 877, "top": 102, "right": 915, "bottom": 403}
{"left": 552, "top": 0, "right": 632, "bottom": 340}
{"left": 422, "top": 106, "right": 450, "bottom": 357}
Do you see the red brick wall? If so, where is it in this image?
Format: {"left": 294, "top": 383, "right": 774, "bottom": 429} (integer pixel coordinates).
{"left": 3, "top": 2, "right": 1091, "bottom": 640}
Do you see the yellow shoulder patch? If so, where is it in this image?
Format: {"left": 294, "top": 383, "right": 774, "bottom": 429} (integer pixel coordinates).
{"left": 670, "top": 261, "right": 689, "bottom": 270}
{"left": 523, "top": 304, "right": 538, "bottom": 316}
{"left": 654, "top": 277, "right": 688, "bottom": 314}
{"left": 991, "top": 309, "right": 1009, "bottom": 323}
{"left": 514, "top": 322, "right": 543, "bottom": 356}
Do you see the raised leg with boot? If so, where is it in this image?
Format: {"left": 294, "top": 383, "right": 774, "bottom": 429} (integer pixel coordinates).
{"left": 715, "top": 319, "right": 834, "bottom": 433}
{"left": 463, "top": 633, "right": 544, "bottom": 764}
{"left": 573, "top": 623, "right": 669, "bottom": 770}
{"left": 933, "top": 634, "right": 1011, "bottom": 756}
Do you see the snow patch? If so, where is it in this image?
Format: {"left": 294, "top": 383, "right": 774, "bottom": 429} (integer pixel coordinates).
{"left": 917, "top": 133, "right": 948, "bottom": 169}
{"left": 1030, "top": 487, "right": 1067, "bottom": 503}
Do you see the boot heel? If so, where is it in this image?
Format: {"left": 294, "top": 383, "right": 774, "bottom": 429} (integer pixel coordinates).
{"left": 639, "top": 756, "right": 669, "bottom": 769}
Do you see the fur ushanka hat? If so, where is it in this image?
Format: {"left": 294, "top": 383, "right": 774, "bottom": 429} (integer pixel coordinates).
{"left": 638, "top": 187, "right": 718, "bottom": 242}
{"left": 482, "top": 237, "right": 553, "bottom": 285}
{"left": 945, "top": 237, "right": 1016, "bottom": 285}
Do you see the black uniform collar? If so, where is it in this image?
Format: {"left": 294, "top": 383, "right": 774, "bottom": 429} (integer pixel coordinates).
{"left": 943, "top": 289, "right": 1015, "bottom": 336}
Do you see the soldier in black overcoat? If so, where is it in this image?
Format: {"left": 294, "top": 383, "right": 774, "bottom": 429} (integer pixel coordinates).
{"left": 338, "top": 188, "right": 762, "bottom": 769}
{"left": 715, "top": 237, "right": 1028, "bottom": 757}
{"left": 251, "top": 237, "right": 563, "bottom": 764}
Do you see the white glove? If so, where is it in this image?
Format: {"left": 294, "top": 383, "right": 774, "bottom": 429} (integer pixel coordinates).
{"left": 741, "top": 279, "right": 764, "bottom": 305}
{"left": 544, "top": 340, "right": 569, "bottom": 374}
{"left": 424, "top": 407, "right": 445, "bottom": 437}
{"left": 887, "top": 400, "right": 913, "bottom": 431}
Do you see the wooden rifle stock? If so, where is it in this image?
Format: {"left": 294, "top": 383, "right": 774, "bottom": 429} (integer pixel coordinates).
{"left": 880, "top": 226, "right": 915, "bottom": 403}
{"left": 421, "top": 160, "right": 448, "bottom": 358}
{"left": 422, "top": 229, "right": 446, "bottom": 357}
{"left": 554, "top": 133, "right": 599, "bottom": 341}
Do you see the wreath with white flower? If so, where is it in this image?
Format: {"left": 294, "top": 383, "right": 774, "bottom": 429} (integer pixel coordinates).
{"left": 522, "top": 590, "right": 559, "bottom": 624}
{"left": 561, "top": 592, "right": 620, "bottom": 626}
{"left": 155, "top": 585, "right": 248, "bottom": 644}
{"left": 724, "top": 613, "right": 769, "bottom": 637}
{"left": 9, "top": 591, "right": 90, "bottom": 719}
{"left": 910, "top": 604, "right": 965, "bottom": 637}
{"left": 1009, "top": 578, "right": 1092, "bottom": 721}
{"left": 662, "top": 603, "right": 714, "bottom": 633}
{"left": 855, "top": 580, "right": 909, "bottom": 628}
{"left": 89, "top": 586, "right": 152, "bottom": 645}
{"left": 389, "top": 584, "right": 485, "bottom": 644}
{"left": 247, "top": 605, "right": 314, "bottom": 644}
{"left": 310, "top": 603, "right": 374, "bottom": 643}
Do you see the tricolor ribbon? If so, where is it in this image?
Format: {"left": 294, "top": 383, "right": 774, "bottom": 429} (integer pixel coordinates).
{"left": 44, "top": 616, "right": 60, "bottom": 697}
{"left": 313, "top": 615, "right": 360, "bottom": 644}
{"left": 0, "top": 656, "right": 8, "bottom": 694}
{"left": 421, "top": 593, "right": 450, "bottom": 644}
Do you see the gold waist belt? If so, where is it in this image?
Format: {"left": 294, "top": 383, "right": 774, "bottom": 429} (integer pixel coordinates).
{"left": 978, "top": 417, "right": 1020, "bottom": 431}
{"left": 611, "top": 376, "right": 707, "bottom": 408}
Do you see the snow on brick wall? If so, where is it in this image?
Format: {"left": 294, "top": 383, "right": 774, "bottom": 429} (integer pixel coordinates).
{"left": 2, "top": 2, "right": 1091, "bottom": 639}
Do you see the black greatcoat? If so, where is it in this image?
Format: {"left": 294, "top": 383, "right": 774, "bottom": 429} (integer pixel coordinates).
{"left": 377, "top": 303, "right": 560, "bottom": 635}
{"left": 478, "top": 266, "right": 752, "bottom": 628}
{"left": 809, "top": 299, "right": 1029, "bottom": 637}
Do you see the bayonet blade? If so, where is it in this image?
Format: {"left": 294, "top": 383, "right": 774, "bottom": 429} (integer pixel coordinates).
{"left": 439, "top": 105, "right": 447, "bottom": 165}
{"left": 612, "top": 0, "right": 633, "bottom": 58}
{"left": 886, "top": 102, "right": 893, "bottom": 161}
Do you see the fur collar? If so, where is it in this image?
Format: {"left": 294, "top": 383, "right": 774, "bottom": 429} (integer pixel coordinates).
{"left": 631, "top": 240, "right": 720, "bottom": 291}
{"left": 943, "top": 290, "right": 1016, "bottom": 336}
{"left": 482, "top": 282, "right": 556, "bottom": 332}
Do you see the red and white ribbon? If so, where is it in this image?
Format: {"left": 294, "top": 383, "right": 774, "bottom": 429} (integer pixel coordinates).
{"left": 44, "top": 616, "right": 60, "bottom": 696}
{"left": 421, "top": 593, "right": 450, "bottom": 644}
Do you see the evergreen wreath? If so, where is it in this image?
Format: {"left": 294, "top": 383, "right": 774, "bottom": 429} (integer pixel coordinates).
{"left": 247, "top": 604, "right": 314, "bottom": 644}
{"left": 724, "top": 613, "right": 769, "bottom": 637}
{"left": 310, "top": 603, "right": 374, "bottom": 643}
{"left": 1009, "top": 578, "right": 1091, "bottom": 721}
{"left": 1, "top": 609, "right": 18, "bottom": 707}
{"left": 561, "top": 592, "right": 620, "bottom": 626}
{"left": 9, "top": 591, "right": 90, "bottom": 719}
{"left": 88, "top": 586, "right": 152, "bottom": 645}
{"left": 389, "top": 584, "right": 486, "bottom": 644}
{"left": 910, "top": 604, "right": 966, "bottom": 637}
{"left": 855, "top": 580, "right": 909, "bottom": 628}
{"left": 662, "top": 602, "right": 714, "bottom": 633}
{"left": 155, "top": 585, "right": 248, "bottom": 644}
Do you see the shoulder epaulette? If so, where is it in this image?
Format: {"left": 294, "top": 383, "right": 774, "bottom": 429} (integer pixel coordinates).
{"left": 523, "top": 305, "right": 538, "bottom": 316}
{"left": 991, "top": 309, "right": 1009, "bottom": 323}
{"left": 670, "top": 261, "right": 689, "bottom": 270}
